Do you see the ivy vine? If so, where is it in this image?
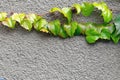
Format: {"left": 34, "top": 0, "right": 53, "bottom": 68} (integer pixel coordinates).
{"left": 0, "top": 2, "right": 120, "bottom": 44}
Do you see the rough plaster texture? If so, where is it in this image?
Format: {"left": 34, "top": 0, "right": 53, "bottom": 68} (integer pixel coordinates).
{"left": 0, "top": 0, "right": 120, "bottom": 80}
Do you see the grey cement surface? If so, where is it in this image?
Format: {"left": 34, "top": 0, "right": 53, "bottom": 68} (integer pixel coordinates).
{"left": 0, "top": 0, "right": 120, "bottom": 80}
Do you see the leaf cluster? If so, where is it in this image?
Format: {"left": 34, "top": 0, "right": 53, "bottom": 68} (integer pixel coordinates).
{"left": 0, "top": 2, "right": 120, "bottom": 44}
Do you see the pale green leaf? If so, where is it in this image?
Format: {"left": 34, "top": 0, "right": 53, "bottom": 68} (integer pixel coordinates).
{"left": 93, "top": 2, "right": 112, "bottom": 23}
{"left": 34, "top": 19, "right": 48, "bottom": 31}
{"left": 11, "top": 13, "right": 25, "bottom": 24}
{"left": 0, "top": 12, "right": 7, "bottom": 21}
{"left": 2, "top": 18, "right": 16, "bottom": 29}
{"left": 26, "top": 14, "right": 41, "bottom": 24}
{"left": 50, "top": 7, "right": 72, "bottom": 23}
{"left": 20, "top": 19, "right": 32, "bottom": 31}
{"left": 64, "top": 21, "right": 77, "bottom": 37}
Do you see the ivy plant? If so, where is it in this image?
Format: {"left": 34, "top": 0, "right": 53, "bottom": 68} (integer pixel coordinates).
{"left": 0, "top": 2, "right": 120, "bottom": 44}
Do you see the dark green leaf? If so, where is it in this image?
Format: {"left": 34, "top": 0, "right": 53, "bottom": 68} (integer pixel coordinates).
{"left": 113, "top": 14, "right": 120, "bottom": 35}
{"left": 75, "top": 24, "right": 82, "bottom": 35}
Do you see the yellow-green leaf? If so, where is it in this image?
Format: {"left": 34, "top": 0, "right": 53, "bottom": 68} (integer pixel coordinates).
{"left": 34, "top": 19, "right": 48, "bottom": 31}
{"left": 11, "top": 13, "right": 25, "bottom": 24}
{"left": 50, "top": 7, "right": 72, "bottom": 23}
{"left": 48, "top": 20, "right": 61, "bottom": 36}
{"left": 58, "top": 27, "right": 68, "bottom": 38}
{"left": 0, "top": 12, "right": 7, "bottom": 21}
{"left": 26, "top": 14, "right": 41, "bottom": 24}
{"left": 64, "top": 21, "right": 77, "bottom": 37}
{"left": 93, "top": 2, "right": 112, "bottom": 23}
{"left": 20, "top": 19, "right": 32, "bottom": 31}
{"left": 72, "top": 4, "right": 81, "bottom": 14}
{"left": 2, "top": 18, "right": 16, "bottom": 29}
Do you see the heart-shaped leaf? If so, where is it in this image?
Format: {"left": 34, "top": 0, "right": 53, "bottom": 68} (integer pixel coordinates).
{"left": 81, "top": 2, "right": 94, "bottom": 16}
{"left": 64, "top": 21, "right": 77, "bottom": 37}
{"left": 34, "top": 19, "right": 48, "bottom": 31}
{"left": 86, "top": 36, "right": 99, "bottom": 43}
{"left": 2, "top": 18, "right": 16, "bottom": 29}
{"left": 93, "top": 2, "right": 112, "bottom": 23}
{"left": 26, "top": 14, "right": 41, "bottom": 24}
{"left": 113, "top": 14, "right": 120, "bottom": 35}
{"left": 100, "top": 28, "right": 111, "bottom": 40}
{"left": 85, "top": 27, "right": 100, "bottom": 36}
{"left": 58, "top": 26, "right": 68, "bottom": 38}
{"left": 111, "top": 32, "right": 120, "bottom": 44}
{"left": 20, "top": 19, "right": 32, "bottom": 31}
{"left": 48, "top": 20, "right": 61, "bottom": 36}
{"left": 74, "top": 24, "right": 82, "bottom": 35}
{"left": 50, "top": 7, "right": 72, "bottom": 23}
{"left": 11, "top": 13, "right": 25, "bottom": 24}
{"left": 85, "top": 26, "right": 100, "bottom": 43}
{"left": 0, "top": 12, "right": 7, "bottom": 21}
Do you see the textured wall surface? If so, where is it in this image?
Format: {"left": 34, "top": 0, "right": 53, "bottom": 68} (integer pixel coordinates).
{"left": 0, "top": 0, "right": 120, "bottom": 80}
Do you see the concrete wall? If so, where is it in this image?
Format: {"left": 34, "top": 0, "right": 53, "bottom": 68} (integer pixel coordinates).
{"left": 0, "top": 0, "right": 120, "bottom": 80}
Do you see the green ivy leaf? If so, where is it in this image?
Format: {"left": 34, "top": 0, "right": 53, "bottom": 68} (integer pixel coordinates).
{"left": 78, "top": 23, "right": 86, "bottom": 34}
{"left": 111, "top": 31, "right": 120, "bottom": 44}
{"left": 86, "top": 36, "right": 99, "bottom": 43}
{"left": 26, "top": 14, "right": 41, "bottom": 24}
{"left": 64, "top": 21, "right": 77, "bottom": 37}
{"left": 34, "top": 19, "right": 48, "bottom": 31}
{"left": 113, "top": 14, "right": 120, "bottom": 35}
{"left": 100, "top": 28, "right": 111, "bottom": 40}
{"left": 58, "top": 27, "right": 68, "bottom": 38}
{"left": 11, "top": 13, "right": 25, "bottom": 24}
{"left": 50, "top": 7, "right": 72, "bottom": 23}
{"left": 93, "top": 2, "right": 112, "bottom": 23}
{"left": 74, "top": 24, "right": 82, "bottom": 35}
{"left": 2, "top": 18, "right": 16, "bottom": 29}
{"left": 81, "top": 2, "right": 94, "bottom": 16}
{"left": 72, "top": 4, "right": 81, "bottom": 14}
{"left": 20, "top": 19, "right": 32, "bottom": 31}
{"left": 48, "top": 20, "right": 61, "bottom": 36}
{"left": 85, "top": 27, "right": 100, "bottom": 43}
{"left": 0, "top": 12, "right": 7, "bottom": 21}
{"left": 85, "top": 27, "right": 100, "bottom": 36}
